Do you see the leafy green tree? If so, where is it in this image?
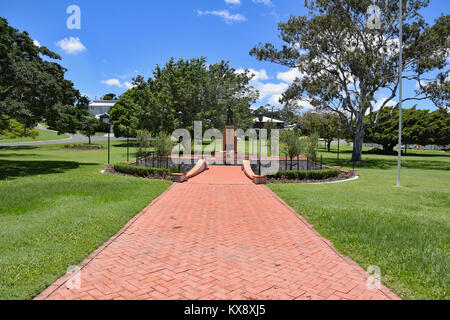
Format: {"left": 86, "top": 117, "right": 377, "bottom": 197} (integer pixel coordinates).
{"left": 110, "top": 58, "right": 257, "bottom": 136}
{"left": 365, "top": 106, "right": 440, "bottom": 152}
{"left": 0, "top": 118, "right": 38, "bottom": 139}
{"left": 110, "top": 90, "right": 138, "bottom": 137}
{"left": 296, "top": 111, "right": 341, "bottom": 151}
{"left": 154, "top": 132, "right": 173, "bottom": 159}
{"left": 0, "top": 17, "right": 79, "bottom": 135}
{"left": 102, "top": 93, "right": 116, "bottom": 100}
{"left": 250, "top": 1, "right": 449, "bottom": 162}
{"left": 427, "top": 109, "right": 450, "bottom": 148}
{"left": 136, "top": 129, "right": 151, "bottom": 158}
{"left": 280, "top": 130, "right": 302, "bottom": 170}
{"left": 79, "top": 114, "right": 98, "bottom": 144}
{"left": 303, "top": 132, "right": 320, "bottom": 161}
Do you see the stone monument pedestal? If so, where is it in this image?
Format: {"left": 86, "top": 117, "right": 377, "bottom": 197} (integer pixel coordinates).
{"left": 222, "top": 126, "right": 237, "bottom": 165}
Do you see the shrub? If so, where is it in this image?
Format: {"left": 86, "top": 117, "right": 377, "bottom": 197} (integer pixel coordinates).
{"left": 268, "top": 169, "right": 340, "bottom": 181}
{"left": 154, "top": 132, "right": 173, "bottom": 158}
{"left": 280, "top": 130, "right": 302, "bottom": 169}
{"left": 136, "top": 129, "right": 151, "bottom": 158}
{"left": 113, "top": 163, "right": 178, "bottom": 178}
{"left": 303, "top": 132, "right": 319, "bottom": 161}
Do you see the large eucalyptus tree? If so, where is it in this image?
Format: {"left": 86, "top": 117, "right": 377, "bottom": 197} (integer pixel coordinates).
{"left": 251, "top": 0, "right": 449, "bottom": 161}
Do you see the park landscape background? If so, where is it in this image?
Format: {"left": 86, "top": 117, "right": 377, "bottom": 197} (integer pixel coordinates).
{"left": 0, "top": 0, "right": 449, "bottom": 300}
{"left": 0, "top": 141, "right": 448, "bottom": 300}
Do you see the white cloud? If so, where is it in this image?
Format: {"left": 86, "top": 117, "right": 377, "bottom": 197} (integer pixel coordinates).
{"left": 268, "top": 94, "right": 283, "bottom": 107}
{"left": 236, "top": 68, "right": 270, "bottom": 81}
{"left": 196, "top": 9, "right": 246, "bottom": 23}
{"left": 124, "top": 82, "right": 135, "bottom": 89}
{"left": 255, "top": 82, "right": 289, "bottom": 100}
{"left": 370, "top": 95, "right": 396, "bottom": 114}
{"left": 252, "top": 0, "right": 273, "bottom": 7}
{"left": 33, "top": 40, "right": 40, "bottom": 47}
{"left": 225, "top": 0, "right": 241, "bottom": 5}
{"left": 277, "top": 68, "right": 303, "bottom": 83}
{"left": 100, "top": 78, "right": 122, "bottom": 88}
{"left": 56, "top": 37, "right": 86, "bottom": 54}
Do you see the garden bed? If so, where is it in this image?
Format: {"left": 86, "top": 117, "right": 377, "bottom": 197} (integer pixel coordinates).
{"left": 63, "top": 144, "right": 104, "bottom": 150}
{"left": 112, "top": 163, "right": 177, "bottom": 180}
{"left": 267, "top": 169, "right": 353, "bottom": 184}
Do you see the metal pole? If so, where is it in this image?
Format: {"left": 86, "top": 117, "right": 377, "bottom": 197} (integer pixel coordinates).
{"left": 259, "top": 127, "right": 262, "bottom": 175}
{"left": 337, "top": 129, "right": 340, "bottom": 165}
{"left": 397, "top": 0, "right": 403, "bottom": 187}
{"left": 178, "top": 137, "right": 181, "bottom": 172}
{"left": 108, "top": 123, "right": 111, "bottom": 164}
{"left": 126, "top": 127, "right": 129, "bottom": 163}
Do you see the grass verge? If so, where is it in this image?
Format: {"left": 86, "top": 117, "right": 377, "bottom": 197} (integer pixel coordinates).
{"left": 268, "top": 146, "right": 450, "bottom": 300}
{"left": 0, "top": 141, "right": 171, "bottom": 299}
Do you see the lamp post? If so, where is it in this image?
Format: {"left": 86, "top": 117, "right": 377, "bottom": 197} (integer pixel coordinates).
{"left": 258, "top": 113, "right": 264, "bottom": 175}
{"left": 397, "top": 0, "right": 403, "bottom": 187}
{"left": 126, "top": 125, "right": 130, "bottom": 163}
{"left": 177, "top": 111, "right": 183, "bottom": 172}
{"left": 337, "top": 126, "right": 341, "bottom": 165}
{"left": 100, "top": 115, "right": 112, "bottom": 164}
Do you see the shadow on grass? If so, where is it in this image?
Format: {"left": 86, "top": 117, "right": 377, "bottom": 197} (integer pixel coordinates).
{"left": 0, "top": 146, "right": 38, "bottom": 151}
{"left": 343, "top": 158, "right": 449, "bottom": 171}
{"left": 112, "top": 141, "right": 137, "bottom": 148}
{"left": 0, "top": 160, "right": 97, "bottom": 180}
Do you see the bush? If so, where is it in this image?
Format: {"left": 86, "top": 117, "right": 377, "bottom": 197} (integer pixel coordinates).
{"left": 303, "top": 132, "right": 319, "bottom": 161}
{"left": 154, "top": 132, "right": 173, "bottom": 158}
{"left": 96, "top": 120, "right": 110, "bottom": 133}
{"left": 268, "top": 169, "right": 340, "bottom": 181}
{"left": 113, "top": 163, "right": 177, "bottom": 178}
{"left": 280, "top": 130, "right": 302, "bottom": 169}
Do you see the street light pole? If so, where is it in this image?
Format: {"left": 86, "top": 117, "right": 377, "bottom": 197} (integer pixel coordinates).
{"left": 337, "top": 127, "right": 341, "bottom": 165}
{"left": 126, "top": 126, "right": 130, "bottom": 163}
{"left": 258, "top": 114, "right": 264, "bottom": 175}
{"left": 108, "top": 122, "right": 111, "bottom": 165}
{"left": 177, "top": 110, "right": 183, "bottom": 172}
{"left": 397, "top": 0, "right": 403, "bottom": 187}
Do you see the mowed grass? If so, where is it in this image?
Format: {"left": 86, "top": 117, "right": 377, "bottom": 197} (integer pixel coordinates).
{"left": 0, "top": 141, "right": 171, "bottom": 299}
{"left": 268, "top": 145, "right": 450, "bottom": 300}
{"left": 0, "top": 129, "right": 69, "bottom": 143}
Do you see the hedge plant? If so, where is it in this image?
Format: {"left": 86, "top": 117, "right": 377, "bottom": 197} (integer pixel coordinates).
{"left": 268, "top": 169, "right": 340, "bottom": 180}
{"left": 114, "top": 163, "right": 178, "bottom": 178}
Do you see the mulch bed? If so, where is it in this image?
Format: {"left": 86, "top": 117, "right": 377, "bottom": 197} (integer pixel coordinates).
{"left": 106, "top": 170, "right": 172, "bottom": 181}
{"left": 63, "top": 144, "right": 104, "bottom": 150}
{"left": 267, "top": 172, "right": 354, "bottom": 184}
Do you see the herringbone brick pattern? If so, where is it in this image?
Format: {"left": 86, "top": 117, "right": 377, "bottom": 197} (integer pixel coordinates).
{"left": 35, "top": 166, "right": 398, "bottom": 300}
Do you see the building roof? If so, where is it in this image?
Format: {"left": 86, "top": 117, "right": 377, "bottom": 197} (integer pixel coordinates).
{"left": 89, "top": 100, "right": 118, "bottom": 108}
{"left": 253, "top": 116, "right": 284, "bottom": 123}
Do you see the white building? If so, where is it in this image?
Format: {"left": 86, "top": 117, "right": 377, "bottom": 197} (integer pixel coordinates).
{"left": 88, "top": 100, "right": 117, "bottom": 118}
{"left": 252, "top": 116, "right": 285, "bottom": 129}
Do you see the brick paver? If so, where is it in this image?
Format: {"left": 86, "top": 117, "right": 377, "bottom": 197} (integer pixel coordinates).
{"left": 36, "top": 166, "right": 398, "bottom": 300}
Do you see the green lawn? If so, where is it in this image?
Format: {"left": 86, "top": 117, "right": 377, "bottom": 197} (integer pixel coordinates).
{"left": 0, "top": 141, "right": 171, "bottom": 299}
{"left": 1, "top": 140, "right": 448, "bottom": 300}
{"left": 268, "top": 145, "right": 450, "bottom": 300}
{"left": 0, "top": 129, "right": 69, "bottom": 143}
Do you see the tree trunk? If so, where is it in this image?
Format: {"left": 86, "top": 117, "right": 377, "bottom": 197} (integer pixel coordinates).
{"left": 327, "top": 140, "right": 332, "bottom": 152}
{"left": 290, "top": 157, "right": 293, "bottom": 170}
{"left": 383, "top": 143, "right": 395, "bottom": 153}
{"left": 351, "top": 115, "right": 365, "bottom": 162}
{"left": 88, "top": 135, "right": 91, "bottom": 145}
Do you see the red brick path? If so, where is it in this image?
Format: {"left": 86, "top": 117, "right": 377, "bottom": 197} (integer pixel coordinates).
{"left": 36, "top": 166, "right": 398, "bottom": 300}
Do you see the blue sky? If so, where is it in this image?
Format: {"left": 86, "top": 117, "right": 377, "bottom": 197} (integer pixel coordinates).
{"left": 1, "top": 0, "right": 447, "bottom": 110}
